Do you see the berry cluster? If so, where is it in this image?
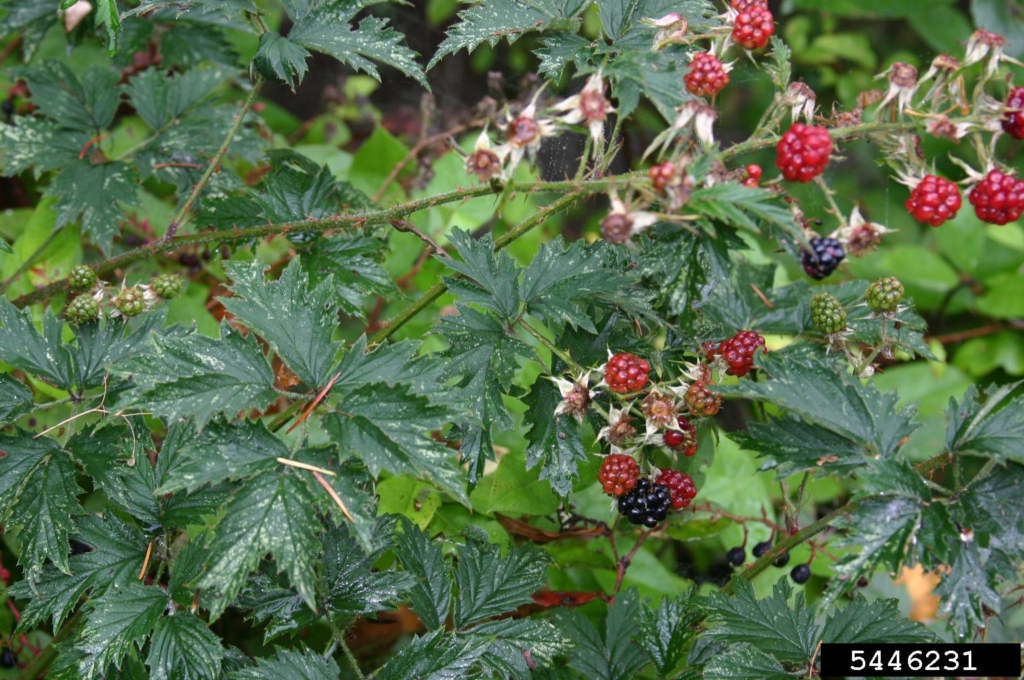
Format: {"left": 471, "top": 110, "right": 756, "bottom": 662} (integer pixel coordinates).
{"left": 866, "top": 276, "right": 905, "bottom": 313}
{"left": 655, "top": 468, "right": 698, "bottom": 509}
{"left": 599, "top": 456, "right": 696, "bottom": 526}
{"left": 776, "top": 123, "right": 832, "bottom": 183}
{"left": 717, "top": 330, "right": 766, "bottom": 376}
{"left": 742, "top": 164, "right": 761, "bottom": 187}
{"left": 685, "top": 52, "right": 730, "bottom": 98}
{"left": 685, "top": 380, "right": 722, "bottom": 417}
{"left": 67, "top": 265, "right": 97, "bottom": 291}
{"left": 113, "top": 287, "right": 146, "bottom": 317}
{"left": 801, "top": 237, "right": 845, "bottom": 280}
{"left": 810, "top": 292, "right": 847, "bottom": 335}
{"left": 968, "top": 169, "right": 1024, "bottom": 225}
{"left": 649, "top": 162, "right": 675, "bottom": 192}
{"left": 663, "top": 416, "right": 698, "bottom": 456}
{"left": 1002, "top": 86, "right": 1024, "bottom": 140}
{"left": 618, "top": 480, "right": 672, "bottom": 528}
{"left": 905, "top": 175, "right": 962, "bottom": 227}
{"left": 732, "top": 4, "right": 774, "bottom": 50}
{"left": 604, "top": 353, "right": 651, "bottom": 394}
{"left": 598, "top": 454, "right": 640, "bottom": 496}
{"left": 65, "top": 295, "right": 100, "bottom": 325}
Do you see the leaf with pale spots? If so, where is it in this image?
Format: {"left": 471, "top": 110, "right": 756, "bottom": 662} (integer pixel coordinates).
{"left": 0, "top": 300, "right": 74, "bottom": 389}
{"left": 112, "top": 322, "right": 278, "bottom": 431}
{"left": 522, "top": 377, "right": 587, "bottom": 497}
{"left": 76, "top": 582, "right": 167, "bottom": 679}
{"left": 946, "top": 381, "right": 1024, "bottom": 463}
{"left": 222, "top": 258, "right": 341, "bottom": 387}
{"left": 199, "top": 472, "right": 322, "bottom": 620}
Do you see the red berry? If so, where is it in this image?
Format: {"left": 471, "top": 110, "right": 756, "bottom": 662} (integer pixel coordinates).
{"left": 905, "top": 174, "right": 962, "bottom": 227}
{"left": 968, "top": 169, "right": 1024, "bottom": 225}
{"left": 731, "top": 0, "right": 768, "bottom": 9}
{"left": 701, "top": 340, "right": 719, "bottom": 361}
{"left": 599, "top": 454, "right": 640, "bottom": 497}
{"left": 746, "top": 164, "right": 762, "bottom": 180}
{"left": 1002, "top": 86, "right": 1024, "bottom": 140}
{"left": 732, "top": 6, "right": 774, "bottom": 50}
{"left": 604, "top": 353, "right": 651, "bottom": 394}
{"left": 717, "top": 330, "right": 766, "bottom": 377}
{"left": 776, "top": 123, "right": 832, "bottom": 182}
{"left": 649, "top": 162, "right": 675, "bottom": 192}
{"left": 685, "top": 381, "right": 721, "bottom": 417}
{"left": 663, "top": 416, "right": 698, "bottom": 456}
{"left": 685, "top": 52, "right": 730, "bottom": 98}
{"left": 655, "top": 469, "right": 698, "bottom": 509}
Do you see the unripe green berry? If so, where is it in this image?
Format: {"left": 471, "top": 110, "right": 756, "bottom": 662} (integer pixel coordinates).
{"left": 866, "top": 277, "right": 904, "bottom": 313}
{"left": 65, "top": 295, "right": 100, "bottom": 325}
{"left": 67, "top": 265, "right": 97, "bottom": 292}
{"left": 113, "top": 287, "right": 146, "bottom": 317}
{"left": 150, "top": 273, "right": 183, "bottom": 300}
{"left": 810, "top": 292, "right": 847, "bottom": 335}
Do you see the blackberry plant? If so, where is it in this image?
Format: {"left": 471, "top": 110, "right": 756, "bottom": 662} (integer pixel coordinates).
{"left": 0, "top": 0, "right": 1023, "bottom": 678}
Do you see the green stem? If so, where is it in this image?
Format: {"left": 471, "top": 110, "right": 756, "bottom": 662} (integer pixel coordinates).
{"left": 368, "top": 190, "right": 584, "bottom": 344}
{"left": 518, "top": 317, "right": 581, "bottom": 371}
{"left": 20, "top": 608, "right": 84, "bottom": 680}
{"left": 165, "top": 76, "right": 266, "bottom": 240}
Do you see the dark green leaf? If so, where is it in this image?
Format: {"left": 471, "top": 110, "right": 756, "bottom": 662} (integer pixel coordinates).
{"left": 321, "top": 524, "right": 413, "bottom": 617}
{"left": 428, "top": 0, "right": 587, "bottom": 69}
{"left": 73, "top": 314, "right": 167, "bottom": 390}
{"left": 957, "top": 463, "right": 1024, "bottom": 577}
{"left": 732, "top": 416, "right": 868, "bottom": 477}
{"left": 77, "top": 582, "right": 166, "bottom": 678}
{"left": 168, "top": 535, "right": 210, "bottom": 608}
{"left": 252, "top": 150, "right": 346, "bottom": 223}
{"left": 460, "top": 618, "right": 572, "bottom": 676}
{"left": 0, "top": 301, "right": 74, "bottom": 388}
{"left": 703, "top": 644, "right": 791, "bottom": 680}
{"left": 0, "top": 373, "right": 33, "bottom": 426}
{"left": 394, "top": 518, "right": 452, "bottom": 630}
{"left": 0, "top": 432, "right": 83, "bottom": 579}
{"left": 933, "top": 542, "right": 1002, "bottom": 638}
{"left": 688, "top": 183, "right": 800, "bottom": 239}
{"left": 124, "top": 67, "right": 231, "bottom": 131}
{"left": 453, "top": 526, "right": 550, "bottom": 627}
{"left": 113, "top": 323, "right": 277, "bottom": 431}
{"left": 199, "top": 472, "right": 321, "bottom": 619}
{"left": 827, "top": 496, "right": 921, "bottom": 593}
{"left": 536, "top": 32, "right": 594, "bottom": 80}
{"left": 222, "top": 258, "right": 341, "bottom": 387}
{"left": 705, "top": 578, "right": 817, "bottom": 664}
{"left": 375, "top": 629, "right": 490, "bottom": 680}
{"left": 228, "top": 647, "right": 340, "bottom": 680}
{"left": 557, "top": 588, "right": 648, "bottom": 680}
{"left": 323, "top": 382, "right": 470, "bottom": 504}
{"left": 67, "top": 421, "right": 159, "bottom": 526}
{"left": 236, "top": 574, "right": 318, "bottom": 642}
{"left": 10, "top": 513, "right": 147, "bottom": 630}
{"left": 442, "top": 228, "right": 521, "bottom": 320}
{"left": 598, "top": 0, "right": 712, "bottom": 38}
{"left": 0, "top": 0, "right": 58, "bottom": 62}
{"left": 522, "top": 378, "right": 587, "bottom": 497}
{"left": 48, "top": 160, "right": 139, "bottom": 254}
{"left": 636, "top": 593, "right": 702, "bottom": 677}
{"left": 146, "top": 613, "right": 225, "bottom": 680}
{"left": 821, "top": 597, "right": 937, "bottom": 644}
{"left": 288, "top": 2, "right": 427, "bottom": 86}
{"left": 294, "top": 447, "right": 378, "bottom": 550}
{"left": 305, "top": 236, "right": 398, "bottom": 318}
{"left": 94, "top": 0, "right": 122, "bottom": 53}
{"left": 946, "top": 381, "right": 1024, "bottom": 463}
{"left": 717, "top": 350, "right": 916, "bottom": 458}
{"left": 252, "top": 32, "right": 310, "bottom": 90}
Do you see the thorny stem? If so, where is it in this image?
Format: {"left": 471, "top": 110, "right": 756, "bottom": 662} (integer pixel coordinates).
{"left": 613, "top": 529, "right": 653, "bottom": 595}
{"left": 164, "top": 75, "right": 266, "bottom": 240}
{"left": 0, "top": 228, "right": 63, "bottom": 295}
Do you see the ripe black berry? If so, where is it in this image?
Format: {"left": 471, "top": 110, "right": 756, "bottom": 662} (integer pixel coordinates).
{"left": 773, "top": 551, "right": 791, "bottom": 568}
{"left": 801, "top": 237, "right": 845, "bottom": 280}
{"left": 0, "top": 648, "right": 14, "bottom": 669}
{"left": 727, "top": 547, "right": 746, "bottom": 566}
{"left": 857, "top": 576, "right": 870, "bottom": 587}
{"left": 752, "top": 541, "right": 772, "bottom": 558}
{"left": 791, "top": 563, "right": 811, "bottom": 584}
{"left": 617, "top": 479, "right": 672, "bottom": 528}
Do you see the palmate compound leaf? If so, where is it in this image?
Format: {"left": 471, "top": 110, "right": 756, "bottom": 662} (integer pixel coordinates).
{"left": 554, "top": 587, "right": 648, "bottom": 680}
{"left": 0, "top": 300, "right": 74, "bottom": 389}
{"left": 0, "top": 432, "right": 83, "bottom": 579}
{"left": 820, "top": 596, "right": 937, "bottom": 645}
{"left": 427, "top": 0, "right": 589, "bottom": 69}
{"left": 0, "top": 117, "right": 89, "bottom": 178}
{"left": 956, "top": 462, "right": 1024, "bottom": 579}
{"left": 124, "top": 66, "right": 232, "bottom": 131}
{"left": 221, "top": 258, "right": 341, "bottom": 387}
{"left": 10, "top": 513, "right": 148, "bottom": 630}
{"left": 442, "top": 228, "right": 522, "bottom": 321}
{"left": 636, "top": 592, "right": 703, "bottom": 677}
{"left": 47, "top": 159, "right": 139, "bottom": 255}
{"left": 197, "top": 471, "right": 321, "bottom": 620}
{"left": 286, "top": 0, "right": 427, "bottom": 87}
{"left": 596, "top": 0, "right": 714, "bottom": 39}
{"left": 705, "top": 578, "right": 817, "bottom": 665}
{"left": 76, "top": 582, "right": 166, "bottom": 679}
{"left": 457, "top": 618, "right": 573, "bottom": 677}
{"left": 20, "top": 61, "right": 119, "bottom": 132}
{"left": 453, "top": 525, "right": 550, "bottom": 627}
{"left": 932, "top": 541, "right": 1002, "bottom": 638}
{"left": 323, "top": 382, "right": 471, "bottom": 505}
{"left": 946, "top": 381, "right": 1024, "bottom": 463}
{"left": 374, "top": 628, "right": 491, "bottom": 680}
{"left": 111, "top": 322, "right": 278, "bottom": 431}
{"left": 145, "top": 612, "right": 225, "bottom": 680}
{"left": 716, "top": 348, "right": 917, "bottom": 459}
{"left": 228, "top": 647, "right": 340, "bottom": 680}
{"left": 304, "top": 236, "right": 398, "bottom": 318}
